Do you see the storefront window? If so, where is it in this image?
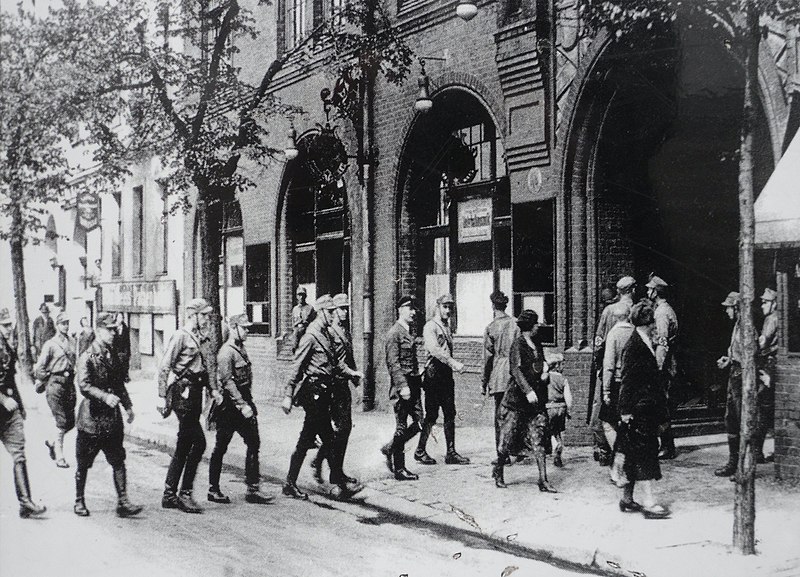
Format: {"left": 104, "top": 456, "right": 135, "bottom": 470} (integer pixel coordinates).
{"left": 246, "top": 243, "right": 271, "bottom": 334}
{"left": 219, "top": 200, "right": 243, "bottom": 318}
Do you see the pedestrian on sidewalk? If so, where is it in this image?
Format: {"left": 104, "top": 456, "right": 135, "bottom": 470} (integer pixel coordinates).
{"left": 493, "top": 310, "right": 556, "bottom": 492}
{"left": 77, "top": 317, "right": 94, "bottom": 356}
{"left": 381, "top": 296, "right": 423, "bottom": 481}
{"left": 602, "top": 310, "right": 635, "bottom": 485}
{"left": 617, "top": 300, "right": 670, "bottom": 519}
{"left": 544, "top": 353, "right": 572, "bottom": 468}
{"left": 113, "top": 312, "right": 131, "bottom": 383}
{"left": 32, "top": 302, "right": 56, "bottom": 361}
{"left": 73, "top": 312, "right": 143, "bottom": 518}
{"left": 482, "top": 290, "right": 518, "bottom": 466}
{"left": 755, "top": 287, "right": 778, "bottom": 463}
{"left": 34, "top": 312, "right": 77, "bottom": 468}
{"left": 592, "top": 278, "right": 636, "bottom": 465}
{"left": 0, "top": 308, "right": 47, "bottom": 519}
{"left": 311, "top": 293, "right": 362, "bottom": 491}
{"left": 282, "top": 295, "right": 364, "bottom": 501}
{"left": 416, "top": 294, "right": 469, "bottom": 466}
{"left": 207, "top": 314, "right": 275, "bottom": 505}
{"left": 291, "top": 286, "right": 314, "bottom": 353}
{"left": 158, "top": 297, "right": 223, "bottom": 514}
{"left": 646, "top": 275, "right": 679, "bottom": 460}
{"left": 714, "top": 291, "right": 750, "bottom": 478}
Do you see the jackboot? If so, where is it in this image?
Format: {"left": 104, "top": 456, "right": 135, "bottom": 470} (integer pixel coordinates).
{"left": 393, "top": 450, "right": 418, "bottom": 481}
{"left": 444, "top": 421, "right": 470, "bottom": 465}
{"left": 311, "top": 447, "right": 326, "bottom": 484}
{"left": 414, "top": 422, "right": 436, "bottom": 464}
{"left": 14, "top": 462, "right": 46, "bottom": 519}
{"left": 536, "top": 454, "right": 557, "bottom": 493}
{"left": 714, "top": 437, "right": 739, "bottom": 477}
{"left": 113, "top": 466, "right": 143, "bottom": 518}
{"left": 74, "top": 467, "right": 90, "bottom": 516}
{"left": 245, "top": 484, "right": 275, "bottom": 504}
{"left": 492, "top": 461, "right": 506, "bottom": 488}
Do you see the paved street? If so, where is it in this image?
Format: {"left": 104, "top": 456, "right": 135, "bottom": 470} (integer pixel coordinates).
{"left": 0, "top": 404, "right": 591, "bottom": 577}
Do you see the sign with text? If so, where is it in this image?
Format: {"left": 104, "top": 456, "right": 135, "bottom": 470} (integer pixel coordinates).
{"left": 458, "top": 198, "right": 492, "bottom": 243}
{"left": 100, "top": 280, "right": 176, "bottom": 314}
{"left": 77, "top": 191, "right": 100, "bottom": 231}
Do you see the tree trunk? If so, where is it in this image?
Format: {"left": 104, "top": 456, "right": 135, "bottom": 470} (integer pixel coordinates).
{"left": 733, "top": 0, "right": 759, "bottom": 555}
{"left": 196, "top": 191, "right": 222, "bottom": 389}
{"left": 9, "top": 203, "right": 33, "bottom": 381}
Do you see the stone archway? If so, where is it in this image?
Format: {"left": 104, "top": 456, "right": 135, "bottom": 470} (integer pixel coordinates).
{"left": 560, "top": 18, "right": 776, "bottom": 421}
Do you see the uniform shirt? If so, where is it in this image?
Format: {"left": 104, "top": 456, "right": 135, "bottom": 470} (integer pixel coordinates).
{"left": 217, "top": 340, "right": 253, "bottom": 410}
{"left": 32, "top": 314, "right": 56, "bottom": 354}
{"left": 329, "top": 321, "right": 356, "bottom": 371}
{"left": 728, "top": 320, "right": 744, "bottom": 364}
{"left": 0, "top": 331, "right": 24, "bottom": 420}
{"left": 602, "top": 320, "right": 635, "bottom": 395}
{"left": 482, "top": 312, "right": 518, "bottom": 395}
{"left": 76, "top": 339, "right": 132, "bottom": 435}
{"left": 158, "top": 327, "right": 209, "bottom": 398}
{"left": 285, "top": 317, "right": 357, "bottom": 399}
{"left": 292, "top": 303, "right": 314, "bottom": 330}
{"left": 653, "top": 299, "right": 678, "bottom": 372}
{"left": 759, "top": 311, "right": 779, "bottom": 360}
{"left": 594, "top": 296, "right": 633, "bottom": 348}
{"left": 34, "top": 333, "right": 76, "bottom": 381}
{"left": 423, "top": 317, "right": 460, "bottom": 371}
{"left": 385, "top": 320, "right": 419, "bottom": 401}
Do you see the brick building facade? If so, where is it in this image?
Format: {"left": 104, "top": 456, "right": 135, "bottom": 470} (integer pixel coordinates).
{"left": 180, "top": 1, "right": 800, "bottom": 457}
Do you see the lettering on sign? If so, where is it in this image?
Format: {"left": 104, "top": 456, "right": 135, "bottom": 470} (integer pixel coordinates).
{"left": 458, "top": 198, "right": 492, "bottom": 243}
{"left": 100, "top": 280, "right": 177, "bottom": 314}
{"left": 77, "top": 191, "right": 100, "bottom": 231}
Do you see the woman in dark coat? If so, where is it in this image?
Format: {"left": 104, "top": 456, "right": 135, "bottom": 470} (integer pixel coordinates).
{"left": 617, "top": 300, "right": 670, "bottom": 519}
{"left": 492, "top": 310, "right": 556, "bottom": 492}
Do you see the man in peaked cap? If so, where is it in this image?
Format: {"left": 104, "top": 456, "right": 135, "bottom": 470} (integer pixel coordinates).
{"left": 282, "top": 294, "right": 364, "bottom": 501}
{"left": 207, "top": 314, "right": 274, "bottom": 505}
{"left": 416, "top": 293, "right": 470, "bottom": 465}
{"left": 755, "top": 287, "right": 779, "bottom": 463}
{"left": 158, "top": 297, "right": 223, "bottom": 513}
{"left": 0, "top": 307, "right": 47, "bottom": 519}
{"left": 35, "top": 311, "right": 77, "bottom": 468}
{"left": 291, "top": 286, "right": 315, "bottom": 353}
{"left": 381, "top": 295, "right": 424, "bottom": 480}
{"left": 591, "top": 276, "right": 637, "bottom": 466}
{"left": 482, "top": 290, "right": 518, "bottom": 465}
{"left": 73, "top": 312, "right": 142, "bottom": 518}
{"left": 715, "top": 291, "right": 747, "bottom": 477}
{"left": 310, "top": 293, "right": 362, "bottom": 491}
{"left": 646, "top": 275, "right": 680, "bottom": 460}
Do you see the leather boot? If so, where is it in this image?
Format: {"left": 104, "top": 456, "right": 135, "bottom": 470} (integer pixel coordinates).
{"left": 492, "top": 461, "right": 506, "bottom": 488}
{"left": 113, "top": 466, "right": 144, "bottom": 518}
{"left": 14, "top": 462, "right": 46, "bottom": 519}
{"left": 658, "top": 428, "right": 677, "bottom": 460}
{"left": 414, "top": 422, "right": 436, "bottom": 464}
{"left": 444, "top": 421, "right": 470, "bottom": 465}
{"left": 245, "top": 485, "right": 275, "bottom": 504}
{"left": 177, "top": 490, "right": 203, "bottom": 513}
{"left": 393, "top": 449, "right": 418, "bottom": 480}
{"left": 311, "top": 447, "right": 326, "bottom": 484}
{"left": 74, "top": 467, "right": 90, "bottom": 516}
{"left": 714, "top": 437, "right": 739, "bottom": 477}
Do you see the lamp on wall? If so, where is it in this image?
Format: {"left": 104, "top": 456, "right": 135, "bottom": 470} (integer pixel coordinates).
{"left": 413, "top": 57, "right": 447, "bottom": 114}
{"left": 284, "top": 125, "right": 299, "bottom": 160}
{"left": 456, "top": 0, "right": 478, "bottom": 21}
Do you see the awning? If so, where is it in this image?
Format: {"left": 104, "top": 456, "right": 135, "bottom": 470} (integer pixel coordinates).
{"left": 755, "top": 128, "right": 800, "bottom": 248}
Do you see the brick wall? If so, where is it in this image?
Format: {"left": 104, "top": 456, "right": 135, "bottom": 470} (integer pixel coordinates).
{"left": 774, "top": 354, "right": 800, "bottom": 480}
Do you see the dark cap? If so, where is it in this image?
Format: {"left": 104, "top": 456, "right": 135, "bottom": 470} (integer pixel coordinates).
{"left": 436, "top": 294, "right": 455, "bottom": 305}
{"left": 490, "top": 291, "right": 509, "bottom": 306}
{"left": 296, "top": 286, "right": 307, "bottom": 295}
{"left": 39, "top": 303, "right": 49, "bottom": 313}
{"left": 397, "top": 295, "right": 415, "bottom": 309}
{"left": 96, "top": 312, "right": 117, "bottom": 329}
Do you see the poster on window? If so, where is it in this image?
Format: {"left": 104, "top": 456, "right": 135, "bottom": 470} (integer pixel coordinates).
{"left": 458, "top": 198, "right": 492, "bottom": 243}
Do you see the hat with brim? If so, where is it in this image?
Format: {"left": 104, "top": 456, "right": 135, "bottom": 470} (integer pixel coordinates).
{"left": 332, "top": 293, "right": 350, "bottom": 308}
{"left": 314, "top": 294, "right": 336, "bottom": 311}
{"left": 721, "top": 291, "right": 740, "bottom": 307}
{"left": 545, "top": 352, "right": 564, "bottom": 366}
{"left": 645, "top": 275, "right": 668, "bottom": 289}
{"left": 186, "top": 297, "right": 213, "bottom": 314}
{"left": 228, "top": 313, "right": 253, "bottom": 328}
{"left": 0, "top": 308, "right": 13, "bottom": 325}
{"left": 397, "top": 295, "right": 415, "bottom": 309}
{"left": 56, "top": 312, "right": 70, "bottom": 324}
{"left": 436, "top": 294, "right": 455, "bottom": 305}
{"left": 760, "top": 288, "right": 777, "bottom": 302}
{"left": 616, "top": 276, "right": 636, "bottom": 290}
{"left": 96, "top": 312, "right": 117, "bottom": 329}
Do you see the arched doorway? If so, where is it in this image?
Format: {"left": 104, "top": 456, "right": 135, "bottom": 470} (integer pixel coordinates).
{"left": 397, "top": 88, "right": 511, "bottom": 336}
{"left": 563, "top": 18, "right": 774, "bottom": 421}
{"left": 280, "top": 133, "right": 351, "bottom": 309}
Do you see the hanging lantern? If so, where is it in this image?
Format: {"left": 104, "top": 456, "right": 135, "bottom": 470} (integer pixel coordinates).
{"left": 414, "top": 61, "right": 433, "bottom": 113}
{"left": 456, "top": 0, "right": 477, "bottom": 21}
{"left": 284, "top": 127, "right": 299, "bottom": 160}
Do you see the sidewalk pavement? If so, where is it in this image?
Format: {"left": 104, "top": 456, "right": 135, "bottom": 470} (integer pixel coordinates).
{"left": 121, "top": 371, "right": 799, "bottom": 577}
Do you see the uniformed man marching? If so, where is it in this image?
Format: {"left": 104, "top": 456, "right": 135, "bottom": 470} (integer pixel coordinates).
{"left": 282, "top": 295, "right": 364, "bottom": 501}
{"left": 0, "top": 307, "right": 47, "bottom": 519}
{"left": 755, "top": 288, "right": 779, "bottom": 463}
{"left": 158, "top": 297, "right": 223, "bottom": 513}
{"left": 207, "top": 314, "right": 274, "bottom": 505}
{"left": 646, "top": 276, "right": 679, "bottom": 460}
{"left": 73, "top": 312, "right": 142, "bottom": 518}
{"left": 380, "top": 296, "right": 423, "bottom": 481}
{"left": 416, "top": 294, "right": 469, "bottom": 465}
{"left": 311, "top": 293, "right": 362, "bottom": 490}
{"left": 35, "top": 312, "right": 77, "bottom": 468}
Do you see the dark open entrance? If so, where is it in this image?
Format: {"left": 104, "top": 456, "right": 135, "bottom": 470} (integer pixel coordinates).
{"left": 574, "top": 21, "right": 773, "bottom": 429}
